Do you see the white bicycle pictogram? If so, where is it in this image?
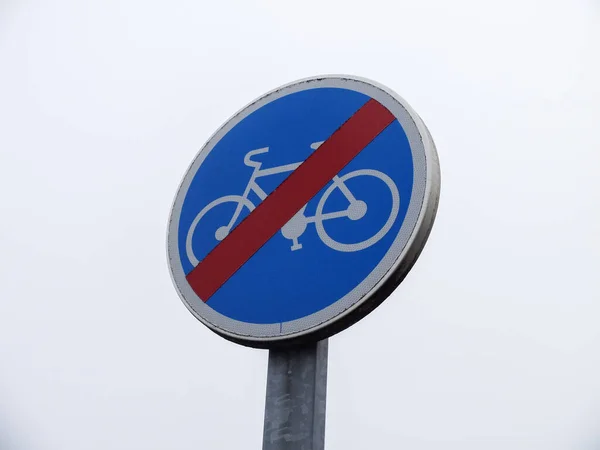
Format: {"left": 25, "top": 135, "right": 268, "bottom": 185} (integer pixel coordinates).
{"left": 185, "top": 141, "right": 400, "bottom": 266}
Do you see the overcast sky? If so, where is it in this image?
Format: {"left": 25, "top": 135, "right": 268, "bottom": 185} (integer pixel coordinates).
{"left": 1, "top": 1, "right": 599, "bottom": 449}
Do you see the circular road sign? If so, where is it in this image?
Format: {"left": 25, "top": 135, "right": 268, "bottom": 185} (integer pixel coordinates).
{"left": 167, "top": 75, "right": 440, "bottom": 348}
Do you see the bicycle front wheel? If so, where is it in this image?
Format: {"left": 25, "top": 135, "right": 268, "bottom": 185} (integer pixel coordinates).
{"left": 185, "top": 195, "right": 255, "bottom": 266}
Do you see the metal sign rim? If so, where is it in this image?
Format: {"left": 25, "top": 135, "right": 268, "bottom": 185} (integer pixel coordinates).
{"left": 166, "top": 74, "right": 440, "bottom": 348}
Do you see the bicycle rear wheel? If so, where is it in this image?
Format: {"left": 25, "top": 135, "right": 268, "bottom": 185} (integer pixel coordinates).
{"left": 314, "top": 169, "right": 400, "bottom": 252}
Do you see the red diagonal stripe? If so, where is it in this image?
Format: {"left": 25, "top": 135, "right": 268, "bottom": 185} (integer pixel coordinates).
{"left": 186, "top": 98, "right": 395, "bottom": 301}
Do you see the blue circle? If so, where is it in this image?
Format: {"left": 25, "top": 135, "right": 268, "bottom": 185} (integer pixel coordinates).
{"left": 178, "top": 87, "right": 413, "bottom": 324}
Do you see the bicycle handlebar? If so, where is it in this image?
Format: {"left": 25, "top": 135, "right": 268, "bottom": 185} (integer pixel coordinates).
{"left": 244, "top": 147, "right": 269, "bottom": 167}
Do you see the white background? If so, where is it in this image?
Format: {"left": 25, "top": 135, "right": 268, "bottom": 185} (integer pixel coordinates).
{"left": 1, "top": 1, "right": 599, "bottom": 449}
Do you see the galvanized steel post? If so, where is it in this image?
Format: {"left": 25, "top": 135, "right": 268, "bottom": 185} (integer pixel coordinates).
{"left": 262, "top": 340, "right": 328, "bottom": 450}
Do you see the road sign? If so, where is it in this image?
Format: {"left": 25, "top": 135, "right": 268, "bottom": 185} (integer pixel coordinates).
{"left": 167, "top": 75, "right": 440, "bottom": 348}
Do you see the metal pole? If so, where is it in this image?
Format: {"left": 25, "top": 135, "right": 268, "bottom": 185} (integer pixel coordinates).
{"left": 263, "top": 339, "right": 328, "bottom": 450}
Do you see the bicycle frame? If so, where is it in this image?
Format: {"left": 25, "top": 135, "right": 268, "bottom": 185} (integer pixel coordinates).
{"left": 225, "top": 147, "right": 360, "bottom": 232}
